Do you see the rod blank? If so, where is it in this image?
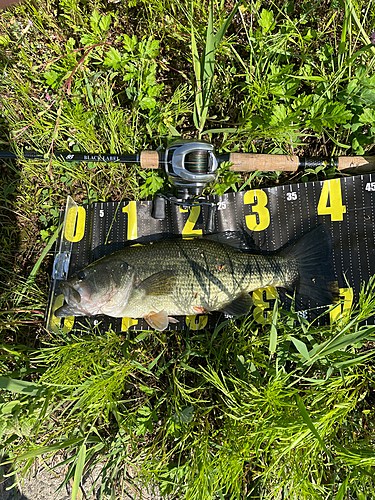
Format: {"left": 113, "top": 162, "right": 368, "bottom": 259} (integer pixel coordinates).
{"left": 1, "top": 150, "right": 374, "bottom": 173}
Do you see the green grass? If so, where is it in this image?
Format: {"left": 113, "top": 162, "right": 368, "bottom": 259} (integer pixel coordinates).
{"left": 1, "top": 0, "right": 375, "bottom": 498}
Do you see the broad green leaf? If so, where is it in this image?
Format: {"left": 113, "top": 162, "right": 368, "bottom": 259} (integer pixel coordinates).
{"left": 43, "top": 70, "right": 59, "bottom": 86}
{"left": 0, "top": 376, "right": 47, "bottom": 396}
{"left": 99, "top": 14, "right": 112, "bottom": 33}
{"left": 0, "top": 400, "right": 21, "bottom": 414}
{"left": 359, "top": 108, "right": 375, "bottom": 124}
{"left": 103, "top": 48, "right": 125, "bottom": 69}
{"left": 123, "top": 34, "right": 137, "bottom": 52}
{"left": 168, "top": 125, "right": 180, "bottom": 136}
{"left": 258, "top": 9, "right": 275, "bottom": 34}
{"left": 135, "top": 331, "right": 151, "bottom": 342}
{"left": 172, "top": 406, "right": 194, "bottom": 424}
{"left": 290, "top": 337, "right": 310, "bottom": 361}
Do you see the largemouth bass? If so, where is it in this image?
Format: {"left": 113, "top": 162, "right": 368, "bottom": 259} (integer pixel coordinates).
{"left": 55, "top": 225, "right": 338, "bottom": 330}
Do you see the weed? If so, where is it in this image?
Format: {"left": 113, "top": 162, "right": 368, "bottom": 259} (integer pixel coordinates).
{"left": 0, "top": 0, "right": 375, "bottom": 498}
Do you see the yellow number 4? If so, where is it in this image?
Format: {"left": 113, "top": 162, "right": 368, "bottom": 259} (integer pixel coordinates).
{"left": 317, "top": 179, "right": 347, "bottom": 222}
{"left": 330, "top": 287, "right": 353, "bottom": 324}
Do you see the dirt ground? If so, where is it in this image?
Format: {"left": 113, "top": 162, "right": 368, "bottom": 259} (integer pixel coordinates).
{"left": 0, "top": 463, "right": 103, "bottom": 500}
{"left": 0, "top": 462, "right": 161, "bottom": 500}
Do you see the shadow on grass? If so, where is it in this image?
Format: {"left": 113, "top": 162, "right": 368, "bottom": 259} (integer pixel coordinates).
{"left": 0, "top": 462, "right": 31, "bottom": 500}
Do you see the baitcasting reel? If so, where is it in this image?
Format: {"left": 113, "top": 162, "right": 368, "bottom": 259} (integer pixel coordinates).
{"left": 164, "top": 139, "right": 219, "bottom": 199}
{"left": 152, "top": 140, "right": 220, "bottom": 230}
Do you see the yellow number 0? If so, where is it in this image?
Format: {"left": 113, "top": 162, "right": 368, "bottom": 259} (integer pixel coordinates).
{"left": 244, "top": 189, "right": 270, "bottom": 231}
{"left": 64, "top": 206, "right": 86, "bottom": 242}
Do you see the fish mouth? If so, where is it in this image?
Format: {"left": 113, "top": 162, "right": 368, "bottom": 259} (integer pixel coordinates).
{"left": 59, "top": 282, "right": 82, "bottom": 306}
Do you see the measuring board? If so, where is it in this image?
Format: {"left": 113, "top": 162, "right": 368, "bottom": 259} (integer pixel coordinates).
{"left": 45, "top": 173, "right": 375, "bottom": 334}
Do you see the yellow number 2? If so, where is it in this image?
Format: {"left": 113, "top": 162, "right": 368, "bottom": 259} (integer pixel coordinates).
{"left": 186, "top": 315, "right": 208, "bottom": 330}
{"left": 317, "top": 179, "right": 347, "bottom": 222}
{"left": 244, "top": 189, "right": 270, "bottom": 231}
{"left": 180, "top": 205, "right": 203, "bottom": 237}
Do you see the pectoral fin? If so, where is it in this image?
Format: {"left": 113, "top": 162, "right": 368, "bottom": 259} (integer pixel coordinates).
{"left": 144, "top": 310, "right": 169, "bottom": 330}
{"left": 138, "top": 270, "right": 177, "bottom": 296}
{"left": 221, "top": 292, "right": 253, "bottom": 317}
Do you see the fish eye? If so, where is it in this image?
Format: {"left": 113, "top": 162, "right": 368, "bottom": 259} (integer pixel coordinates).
{"left": 78, "top": 271, "right": 86, "bottom": 280}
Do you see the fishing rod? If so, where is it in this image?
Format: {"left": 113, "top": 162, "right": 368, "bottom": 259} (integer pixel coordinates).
{"left": 2, "top": 139, "right": 374, "bottom": 228}
{"left": 1, "top": 140, "right": 374, "bottom": 174}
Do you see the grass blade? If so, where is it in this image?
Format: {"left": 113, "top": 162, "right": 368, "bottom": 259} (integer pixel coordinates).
{"left": 307, "top": 326, "right": 375, "bottom": 364}
{"left": 191, "top": 1, "right": 240, "bottom": 134}
{"left": 269, "top": 299, "right": 278, "bottom": 354}
{"left": 15, "top": 223, "right": 62, "bottom": 307}
{"left": 334, "top": 476, "right": 349, "bottom": 500}
{"left": 295, "top": 394, "right": 330, "bottom": 457}
{"left": 71, "top": 443, "right": 87, "bottom": 500}
{"left": 10, "top": 438, "right": 85, "bottom": 462}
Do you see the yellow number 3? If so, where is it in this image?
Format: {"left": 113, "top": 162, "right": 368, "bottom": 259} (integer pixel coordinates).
{"left": 244, "top": 189, "right": 270, "bottom": 231}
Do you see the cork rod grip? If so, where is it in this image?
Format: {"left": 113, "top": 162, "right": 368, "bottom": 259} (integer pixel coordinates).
{"left": 228, "top": 153, "right": 299, "bottom": 172}
{"left": 337, "top": 156, "right": 375, "bottom": 172}
{"left": 140, "top": 150, "right": 160, "bottom": 169}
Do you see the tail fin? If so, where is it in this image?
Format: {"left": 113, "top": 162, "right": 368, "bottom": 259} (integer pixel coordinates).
{"left": 282, "top": 225, "right": 339, "bottom": 305}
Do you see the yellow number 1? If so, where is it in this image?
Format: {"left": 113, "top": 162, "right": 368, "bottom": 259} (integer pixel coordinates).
{"left": 122, "top": 202, "right": 138, "bottom": 327}
{"left": 122, "top": 202, "right": 138, "bottom": 240}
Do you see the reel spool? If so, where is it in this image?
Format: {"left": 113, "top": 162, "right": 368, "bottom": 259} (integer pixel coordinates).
{"left": 164, "top": 140, "right": 219, "bottom": 199}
